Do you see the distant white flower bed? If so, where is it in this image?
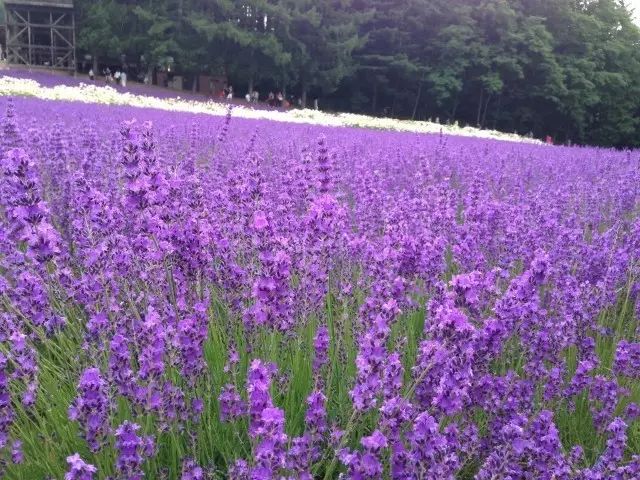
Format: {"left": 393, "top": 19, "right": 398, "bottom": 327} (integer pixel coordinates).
{"left": 0, "top": 75, "right": 539, "bottom": 143}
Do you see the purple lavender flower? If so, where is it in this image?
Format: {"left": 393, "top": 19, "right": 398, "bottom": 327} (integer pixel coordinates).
{"left": 9, "top": 331, "right": 38, "bottom": 407}
{"left": 176, "top": 302, "right": 209, "bottom": 386}
{"left": 1, "top": 148, "right": 61, "bottom": 263}
{"left": 253, "top": 406, "right": 288, "bottom": 476}
{"left": 219, "top": 384, "right": 246, "bottom": 422}
{"left": 181, "top": 457, "right": 204, "bottom": 480}
{"left": 614, "top": 340, "right": 640, "bottom": 378}
{"left": 11, "top": 439, "right": 23, "bottom": 464}
{"left": 247, "top": 359, "right": 275, "bottom": 438}
{"left": 114, "top": 421, "right": 155, "bottom": 480}
{"left": 68, "top": 367, "right": 110, "bottom": 452}
{"left": 109, "top": 332, "right": 135, "bottom": 398}
{"left": 65, "top": 453, "right": 97, "bottom": 480}
{"left": 244, "top": 212, "right": 294, "bottom": 332}
{"left": 0, "top": 353, "right": 13, "bottom": 452}
{"left": 339, "top": 430, "right": 388, "bottom": 479}
{"left": 312, "top": 326, "right": 330, "bottom": 375}
{"left": 1, "top": 99, "right": 22, "bottom": 152}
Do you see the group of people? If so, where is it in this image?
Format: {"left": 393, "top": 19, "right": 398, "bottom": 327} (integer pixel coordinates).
{"left": 88, "top": 67, "right": 128, "bottom": 87}
{"left": 242, "top": 89, "right": 289, "bottom": 108}
{"left": 85, "top": 69, "right": 310, "bottom": 109}
{"left": 245, "top": 90, "right": 260, "bottom": 103}
{"left": 266, "top": 91, "right": 287, "bottom": 108}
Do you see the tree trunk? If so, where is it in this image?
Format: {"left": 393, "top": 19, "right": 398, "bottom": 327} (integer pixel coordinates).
{"left": 178, "top": 0, "right": 184, "bottom": 27}
{"left": 248, "top": 76, "right": 254, "bottom": 93}
{"left": 301, "top": 81, "right": 308, "bottom": 108}
{"left": 450, "top": 92, "right": 460, "bottom": 120}
{"left": 476, "top": 88, "right": 484, "bottom": 127}
{"left": 493, "top": 94, "right": 502, "bottom": 130}
{"left": 372, "top": 81, "right": 378, "bottom": 115}
{"left": 92, "top": 54, "right": 98, "bottom": 73}
{"left": 481, "top": 93, "right": 492, "bottom": 129}
{"left": 412, "top": 79, "right": 423, "bottom": 120}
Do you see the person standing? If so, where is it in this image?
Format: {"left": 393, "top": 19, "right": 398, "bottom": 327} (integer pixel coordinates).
{"left": 120, "top": 70, "right": 127, "bottom": 87}
{"left": 88, "top": 68, "right": 95, "bottom": 81}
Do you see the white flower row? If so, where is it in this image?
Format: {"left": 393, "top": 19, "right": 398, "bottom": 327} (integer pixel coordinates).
{"left": 0, "top": 75, "right": 539, "bottom": 143}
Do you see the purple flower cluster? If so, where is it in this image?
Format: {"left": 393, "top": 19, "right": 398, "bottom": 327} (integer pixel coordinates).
{"left": 0, "top": 353, "right": 13, "bottom": 454}
{"left": 1, "top": 92, "right": 639, "bottom": 480}
{"left": 68, "top": 367, "right": 110, "bottom": 452}
{"left": 65, "top": 453, "right": 97, "bottom": 480}
{"left": 114, "top": 421, "right": 155, "bottom": 480}
{"left": 615, "top": 341, "right": 640, "bottom": 378}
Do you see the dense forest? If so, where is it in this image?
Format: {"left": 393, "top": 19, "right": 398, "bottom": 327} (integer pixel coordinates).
{"left": 71, "top": 0, "right": 640, "bottom": 146}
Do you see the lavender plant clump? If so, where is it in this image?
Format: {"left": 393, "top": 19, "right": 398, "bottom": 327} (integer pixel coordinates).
{"left": 0, "top": 93, "right": 639, "bottom": 480}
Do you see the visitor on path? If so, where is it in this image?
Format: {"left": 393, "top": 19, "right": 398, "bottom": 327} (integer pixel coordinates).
{"left": 252, "top": 90, "right": 259, "bottom": 103}
{"left": 226, "top": 85, "right": 233, "bottom": 100}
{"left": 245, "top": 92, "right": 252, "bottom": 103}
{"left": 120, "top": 71, "right": 127, "bottom": 87}
{"left": 114, "top": 70, "right": 121, "bottom": 84}
{"left": 88, "top": 69, "right": 95, "bottom": 81}
{"left": 104, "top": 67, "right": 112, "bottom": 83}
{"left": 268, "top": 92, "right": 275, "bottom": 107}
{"left": 277, "top": 92, "right": 284, "bottom": 107}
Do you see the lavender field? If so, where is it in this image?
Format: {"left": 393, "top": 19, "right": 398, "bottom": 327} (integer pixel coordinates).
{"left": 0, "top": 94, "right": 639, "bottom": 480}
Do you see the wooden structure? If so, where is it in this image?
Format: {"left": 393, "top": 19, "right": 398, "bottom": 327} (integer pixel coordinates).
{"left": 4, "top": 0, "right": 75, "bottom": 70}
{"left": 197, "top": 74, "right": 228, "bottom": 97}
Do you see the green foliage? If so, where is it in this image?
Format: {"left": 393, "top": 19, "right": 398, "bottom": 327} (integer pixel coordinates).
{"left": 75, "top": 0, "right": 127, "bottom": 61}
{"left": 72, "top": 0, "right": 640, "bottom": 147}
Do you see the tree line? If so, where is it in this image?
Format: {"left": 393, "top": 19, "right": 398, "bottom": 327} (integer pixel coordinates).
{"left": 74, "top": 0, "right": 640, "bottom": 147}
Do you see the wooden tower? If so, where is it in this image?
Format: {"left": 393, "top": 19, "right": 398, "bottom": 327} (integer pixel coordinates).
{"left": 4, "top": 0, "right": 75, "bottom": 70}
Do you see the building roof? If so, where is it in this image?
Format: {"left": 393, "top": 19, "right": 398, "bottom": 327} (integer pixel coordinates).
{"left": 4, "top": 0, "right": 74, "bottom": 8}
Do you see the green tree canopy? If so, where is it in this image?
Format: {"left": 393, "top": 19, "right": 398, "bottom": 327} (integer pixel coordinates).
{"left": 72, "top": 0, "right": 640, "bottom": 147}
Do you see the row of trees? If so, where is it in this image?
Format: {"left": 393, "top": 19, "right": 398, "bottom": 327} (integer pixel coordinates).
{"left": 75, "top": 0, "right": 640, "bottom": 147}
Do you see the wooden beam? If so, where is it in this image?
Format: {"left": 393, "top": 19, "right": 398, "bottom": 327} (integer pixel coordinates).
{"left": 71, "top": 11, "right": 76, "bottom": 69}
{"left": 7, "top": 46, "right": 29, "bottom": 65}
{"left": 53, "top": 27, "right": 73, "bottom": 47}
{"left": 8, "top": 22, "right": 74, "bottom": 29}
{"left": 4, "top": 2, "right": 74, "bottom": 10}
{"left": 51, "top": 12, "right": 68, "bottom": 26}
{"left": 27, "top": 9, "right": 32, "bottom": 64}
{"left": 54, "top": 48, "right": 72, "bottom": 68}
{"left": 50, "top": 11, "right": 54, "bottom": 66}
{"left": 7, "top": 26, "right": 29, "bottom": 45}
{"left": 11, "top": 10, "right": 29, "bottom": 25}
